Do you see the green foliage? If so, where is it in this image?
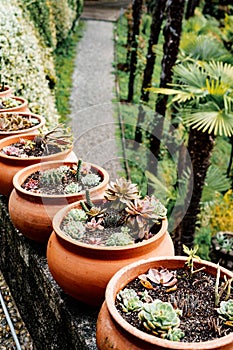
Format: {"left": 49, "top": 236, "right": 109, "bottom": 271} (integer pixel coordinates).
{"left": 40, "top": 166, "right": 69, "bottom": 186}
{"left": 55, "top": 21, "right": 85, "bottom": 122}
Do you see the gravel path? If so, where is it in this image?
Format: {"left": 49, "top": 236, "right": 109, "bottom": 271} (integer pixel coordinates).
{"left": 70, "top": 19, "right": 126, "bottom": 180}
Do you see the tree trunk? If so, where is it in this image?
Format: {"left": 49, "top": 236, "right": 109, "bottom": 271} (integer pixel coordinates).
{"left": 135, "top": 0, "right": 167, "bottom": 145}
{"left": 127, "top": 0, "right": 143, "bottom": 102}
{"left": 149, "top": 0, "right": 185, "bottom": 174}
{"left": 174, "top": 128, "right": 215, "bottom": 254}
{"left": 185, "top": 0, "right": 200, "bottom": 19}
{"left": 227, "top": 136, "right": 233, "bottom": 178}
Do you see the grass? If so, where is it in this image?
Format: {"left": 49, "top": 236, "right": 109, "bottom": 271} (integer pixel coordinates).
{"left": 54, "top": 20, "right": 85, "bottom": 124}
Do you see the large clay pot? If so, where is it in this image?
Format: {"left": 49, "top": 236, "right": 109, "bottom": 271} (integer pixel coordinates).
{"left": 0, "top": 133, "right": 76, "bottom": 196}
{"left": 47, "top": 202, "right": 174, "bottom": 306}
{"left": 96, "top": 256, "right": 233, "bottom": 350}
{"left": 0, "top": 96, "right": 29, "bottom": 113}
{"left": 0, "top": 112, "right": 45, "bottom": 140}
{"left": 0, "top": 85, "right": 13, "bottom": 98}
{"left": 8, "top": 160, "right": 109, "bottom": 243}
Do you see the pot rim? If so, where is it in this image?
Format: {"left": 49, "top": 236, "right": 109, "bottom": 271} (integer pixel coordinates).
{"left": 12, "top": 159, "right": 109, "bottom": 199}
{"left": 0, "top": 96, "right": 28, "bottom": 112}
{"left": 0, "top": 132, "right": 73, "bottom": 161}
{"left": 52, "top": 199, "right": 168, "bottom": 252}
{"left": 104, "top": 256, "right": 233, "bottom": 349}
{"left": 0, "top": 112, "right": 45, "bottom": 136}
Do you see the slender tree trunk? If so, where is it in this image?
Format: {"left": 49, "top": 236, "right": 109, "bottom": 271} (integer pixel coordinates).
{"left": 149, "top": 0, "right": 185, "bottom": 174}
{"left": 127, "top": 0, "right": 143, "bottom": 102}
{"left": 185, "top": 0, "right": 200, "bottom": 19}
{"left": 174, "top": 128, "right": 215, "bottom": 254}
{"left": 135, "top": 0, "right": 167, "bottom": 145}
{"left": 125, "top": 4, "right": 133, "bottom": 67}
{"left": 227, "top": 136, "right": 233, "bottom": 178}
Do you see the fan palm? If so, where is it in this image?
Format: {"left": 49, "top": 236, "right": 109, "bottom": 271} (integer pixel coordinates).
{"left": 150, "top": 60, "right": 233, "bottom": 253}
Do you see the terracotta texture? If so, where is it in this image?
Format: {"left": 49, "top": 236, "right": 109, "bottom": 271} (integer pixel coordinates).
{"left": 0, "top": 112, "right": 45, "bottom": 140}
{"left": 96, "top": 256, "right": 233, "bottom": 350}
{"left": 0, "top": 132, "right": 74, "bottom": 196}
{"left": 46, "top": 202, "right": 174, "bottom": 306}
{"left": 0, "top": 86, "right": 13, "bottom": 98}
{"left": 0, "top": 96, "right": 29, "bottom": 113}
{"left": 8, "top": 160, "right": 109, "bottom": 243}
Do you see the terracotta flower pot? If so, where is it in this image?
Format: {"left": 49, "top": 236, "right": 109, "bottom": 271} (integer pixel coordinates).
{"left": 0, "top": 112, "right": 45, "bottom": 140}
{"left": 46, "top": 201, "right": 174, "bottom": 306}
{"left": 0, "top": 96, "right": 29, "bottom": 113}
{"left": 0, "top": 85, "right": 13, "bottom": 98}
{"left": 8, "top": 160, "right": 109, "bottom": 243}
{"left": 0, "top": 133, "right": 76, "bottom": 196}
{"left": 96, "top": 256, "right": 233, "bottom": 350}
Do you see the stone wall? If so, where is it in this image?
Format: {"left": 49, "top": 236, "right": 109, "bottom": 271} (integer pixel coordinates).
{"left": 0, "top": 195, "right": 98, "bottom": 350}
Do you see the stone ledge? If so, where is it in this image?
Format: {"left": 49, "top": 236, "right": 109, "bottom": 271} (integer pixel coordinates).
{"left": 0, "top": 195, "right": 98, "bottom": 350}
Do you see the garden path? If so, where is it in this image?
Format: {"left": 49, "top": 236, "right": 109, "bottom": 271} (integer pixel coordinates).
{"left": 70, "top": 0, "right": 130, "bottom": 180}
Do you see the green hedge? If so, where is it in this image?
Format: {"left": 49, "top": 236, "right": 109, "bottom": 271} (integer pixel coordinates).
{"left": 0, "top": 0, "right": 82, "bottom": 126}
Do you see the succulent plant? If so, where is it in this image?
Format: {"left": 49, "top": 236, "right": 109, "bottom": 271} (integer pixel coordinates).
{"left": 85, "top": 218, "right": 104, "bottom": 231}
{"left": 217, "top": 299, "right": 233, "bottom": 327}
{"left": 106, "top": 227, "right": 133, "bottom": 246}
{"left": 163, "top": 327, "right": 185, "bottom": 341}
{"left": 117, "top": 288, "right": 143, "bottom": 313}
{"left": 39, "top": 166, "right": 69, "bottom": 187}
{"left": 138, "top": 268, "right": 178, "bottom": 288}
{"left": 62, "top": 221, "right": 86, "bottom": 240}
{"left": 0, "top": 97, "right": 21, "bottom": 109}
{"left": 104, "top": 177, "right": 140, "bottom": 208}
{"left": 138, "top": 299, "right": 183, "bottom": 340}
{"left": 0, "top": 113, "right": 39, "bottom": 131}
{"left": 81, "top": 173, "right": 101, "bottom": 187}
{"left": 65, "top": 183, "right": 82, "bottom": 194}
{"left": 64, "top": 208, "right": 87, "bottom": 223}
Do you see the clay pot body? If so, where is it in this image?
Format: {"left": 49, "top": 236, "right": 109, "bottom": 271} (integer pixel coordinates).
{"left": 0, "top": 96, "right": 29, "bottom": 113}
{"left": 8, "top": 161, "right": 109, "bottom": 243}
{"left": 96, "top": 257, "right": 233, "bottom": 350}
{"left": 0, "top": 133, "right": 76, "bottom": 196}
{"left": 0, "top": 112, "right": 45, "bottom": 140}
{"left": 47, "top": 202, "right": 174, "bottom": 306}
{"left": 0, "top": 86, "right": 13, "bottom": 98}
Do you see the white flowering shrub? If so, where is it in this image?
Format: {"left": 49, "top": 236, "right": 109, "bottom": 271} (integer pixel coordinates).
{"left": 0, "top": 0, "right": 82, "bottom": 127}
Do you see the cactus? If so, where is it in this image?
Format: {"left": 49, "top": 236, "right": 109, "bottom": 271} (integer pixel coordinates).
{"left": 39, "top": 166, "right": 69, "bottom": 187}
{"left": 217, "top": 300, "right": 233, "bottom": 327}
{"left": 138, "top": 299, "right": 184, "bottom": 340}
{"left": 76, "top": 159, "right": 83, "bottom": 182}
{"left": 117, "top": 288, "right": 143, "bottom": 313}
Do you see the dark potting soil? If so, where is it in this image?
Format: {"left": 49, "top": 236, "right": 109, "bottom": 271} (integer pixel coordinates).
{"left": 1, "top": 141, "right": 62, "bottom": 158}
{"left": 115, "top": 268, "right": 233, "bottom": 343}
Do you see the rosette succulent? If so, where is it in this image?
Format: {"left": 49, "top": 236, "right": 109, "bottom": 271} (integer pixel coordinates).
{"left": 104, "top": 177, "right": 140, "bottom": 208}
{"left": 138, "top": 299, "right": 184, "bottom": 341}
{"left": 217, "top": 299, "right": 233, "bottom": 327}
{"left": 117, "top": 288, "right": 143, "bottom": 313}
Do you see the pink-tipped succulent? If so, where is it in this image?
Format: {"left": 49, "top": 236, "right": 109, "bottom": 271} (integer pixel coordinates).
{"left": 85, "top": 218, "right": 104, "bottom": 231}
{"left": 139, "top": 268, "right": 178, "bottom": 288}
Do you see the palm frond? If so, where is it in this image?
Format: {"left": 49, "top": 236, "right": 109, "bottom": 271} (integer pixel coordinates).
{"left": 201, "top": 165, "right": 231, "bottom": 204}
{"left": 203, "top": 61, "right": 233, "bottom": 87}
{"left": 183, "top": 109, "right": 233, "bottom": 137}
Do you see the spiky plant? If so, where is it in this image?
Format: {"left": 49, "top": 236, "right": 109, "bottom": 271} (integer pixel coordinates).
{"left": 104, "top": 177, "right": 140, "bottom": 209}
